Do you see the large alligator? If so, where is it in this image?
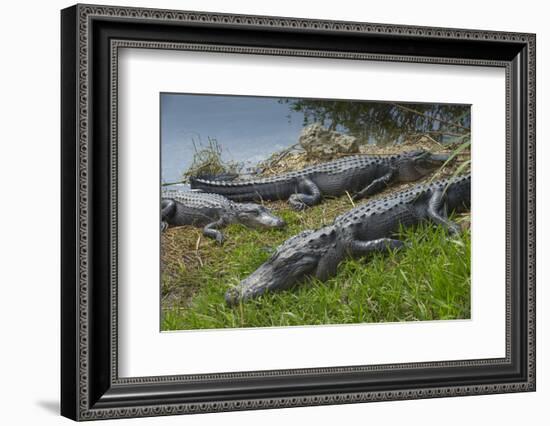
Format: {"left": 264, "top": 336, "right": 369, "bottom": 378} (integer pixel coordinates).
{"left": 225, "top": 173, "right": 471, "bottom": 305}
{"left": 190, "top": 150, "right": 450, "bottom": 210}
{"left": 161, "top": 190, "right": 285, "bottom": 244}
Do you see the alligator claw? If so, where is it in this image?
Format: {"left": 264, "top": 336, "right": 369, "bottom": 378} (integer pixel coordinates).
{"left": 447, "top": 223, "right": 462, "bottom": 236}
{"left": 289, "top": 197, "right": 307, "bottom": 211}
{"left": 225, "top": 288, "right": 240, "bottom": 307}
{"left": 290, "top": 203, "right": 307, "bottom": 211}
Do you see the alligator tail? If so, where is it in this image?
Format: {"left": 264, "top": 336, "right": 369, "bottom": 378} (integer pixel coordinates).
{"left": 192, "top": 172, "right": 239, "bottom": 182}
{"left": 190, "top": 175, "right": 293, "bottom": 202}
{"left": 189, "top": 176, "right": 259, "bottom": 200}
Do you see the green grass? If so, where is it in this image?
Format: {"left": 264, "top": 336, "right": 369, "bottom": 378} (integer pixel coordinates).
{"left": 161, "top": 192, "right": 471, "bottom": 331}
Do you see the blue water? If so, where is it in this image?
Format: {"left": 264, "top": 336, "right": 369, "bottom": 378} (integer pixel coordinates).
{"left": 161, "top": 94, "right": 306, "bottom": 185}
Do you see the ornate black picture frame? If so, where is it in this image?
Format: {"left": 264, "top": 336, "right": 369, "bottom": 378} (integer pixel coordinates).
{"left": 61, "top": 4, "right": 536, "bottom": 421}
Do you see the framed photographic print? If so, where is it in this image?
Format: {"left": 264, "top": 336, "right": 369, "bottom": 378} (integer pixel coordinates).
{"left": 61, "top": 4, "right": 536, "bottom": 421}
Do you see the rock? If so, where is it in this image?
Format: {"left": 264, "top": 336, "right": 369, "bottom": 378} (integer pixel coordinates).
{"left": 298, "top": 123, "right": 359, "bottom": 160}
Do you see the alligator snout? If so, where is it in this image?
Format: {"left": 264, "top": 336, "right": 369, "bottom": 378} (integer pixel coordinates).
{"left": 246, "top": 212, "right": 286, "bottom": 230}
{"left": 258, "top": 213, "right": 286, "bottom": 229}
{"left": 225, "top": 261, "right": 276, "bottom": 306}
{"left": 236, "top": 204, "right": 286, "bottom": 230}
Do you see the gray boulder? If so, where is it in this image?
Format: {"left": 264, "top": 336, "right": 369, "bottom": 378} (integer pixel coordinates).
{"left": 298, "top": 123, "right": 359, "bottom": 160}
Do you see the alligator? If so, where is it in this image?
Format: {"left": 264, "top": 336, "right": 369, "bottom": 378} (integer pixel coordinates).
{"left": 225, "top": 173, "right": 471, "bottom": 305}
{"left": 161, "top": 190, "right": 285, "bottom": 244}
{"left": 190, "top": 150, "right": 450, "bottom": 210}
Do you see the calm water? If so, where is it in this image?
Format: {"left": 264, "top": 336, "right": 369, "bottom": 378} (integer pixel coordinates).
{"left": 161, "top": 94, "right": 306, "bottom": 185}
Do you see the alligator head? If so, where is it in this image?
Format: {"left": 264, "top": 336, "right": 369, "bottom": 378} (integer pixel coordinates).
{"left": 395, "top": 150, "right": 451, "bottom": 182}
{"left": 234, "top": 203, "right": 286, "bottom": 229}
{"left": 225, "top": 226, "right": 344, "bottom": 305}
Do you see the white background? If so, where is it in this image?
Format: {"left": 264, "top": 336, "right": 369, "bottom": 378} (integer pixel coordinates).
{"left": 0, "top": 0, "right": 547, "bottom": 425}
{"left": 119, "top": 49, "right": 506, "bottom": 376}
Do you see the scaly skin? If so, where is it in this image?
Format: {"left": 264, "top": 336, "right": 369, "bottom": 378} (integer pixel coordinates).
{"left": 190, "top": 150, "right": 450, "bottom": 210}
{"left": 225, "top": 173, "right": 471, "bottom": 305}
{"left": 161, "top": 190, "right": 285, "bottom": 244}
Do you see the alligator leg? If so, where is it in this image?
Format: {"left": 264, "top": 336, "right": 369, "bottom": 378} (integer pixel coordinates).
{"left": 161, "top": 199, "right": 176, "bottom": 217}
{"left": 160, "top": 199, "right": 177, "bottom": 232}
{"left": 348, "top": 238, "right": 408, "bottom": 256}
{"left": 202, "top": 218, "right": 227, "bottom": 244}
{"left": 353, "top": 170, "right": 396, "bottom": 200}
{"left": 315, "top": 245, "right": 343, "bottom": 281}
{"left": 427, "top": 189, "right": 461, "bottom": 235}
{"left": 288, "top": 178, "right": 322, "bottom": 210}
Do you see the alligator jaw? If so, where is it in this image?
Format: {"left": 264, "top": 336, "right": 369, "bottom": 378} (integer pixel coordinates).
{"left": 397, "top": 151, "right": 451, "bottom": 181}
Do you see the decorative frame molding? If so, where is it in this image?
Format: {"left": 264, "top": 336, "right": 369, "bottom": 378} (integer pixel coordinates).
{"left": 61, "top": 4, "right": 535, "bottom": 421}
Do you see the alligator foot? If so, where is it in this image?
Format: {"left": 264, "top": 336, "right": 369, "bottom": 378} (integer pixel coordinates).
{"left": 445, "top": 222, "right": 461, "bottom": 236}
{"left": 289, "top": 178, "right": 322, "bottom": 210}
{"left": 288, "top": 194, "right": 308, "bottom": 210}
{"left": 428, "top": 189, "right": 461, "bottom": 235}
{"left": 202, "top": 228, "right": 225, "bottom": 244}
{"left": 225, "top": 287, "right": 242, "bottom": 307}
{"left": 203, "top": 218, "right": 226, "bottom": 244}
